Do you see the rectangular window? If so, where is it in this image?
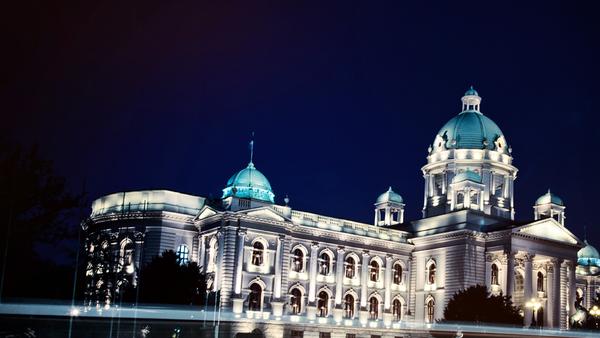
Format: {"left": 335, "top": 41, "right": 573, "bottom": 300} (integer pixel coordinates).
{"left": 319, "top": 333, "right": 331, "bottom": 338}
{"left": 345, "top": 335, "right": 356, "bottom": 338}
{"left": 371, "top": 335, "right": 382, "bottom": 338}
{"left": 291, "top": 331, "right": 304, "bottom": 338}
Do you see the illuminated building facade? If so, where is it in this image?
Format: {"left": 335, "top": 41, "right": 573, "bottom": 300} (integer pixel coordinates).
{"left": 82, "top": 88, "right": 597, "bottom": 335}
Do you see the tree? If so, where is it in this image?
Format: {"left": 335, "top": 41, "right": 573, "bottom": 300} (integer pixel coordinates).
{"left": 440, "top": 285, "right": 522, "bottom": 326}
{"left": 139, "top": 250, "right": 207, "bottom": 305}
{"left": 0, "top": 140, "right": 83, "bottom": 300}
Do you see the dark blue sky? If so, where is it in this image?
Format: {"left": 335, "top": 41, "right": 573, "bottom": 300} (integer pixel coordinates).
{"left": 4, "top": 1, "right": 600, "bottom": 242}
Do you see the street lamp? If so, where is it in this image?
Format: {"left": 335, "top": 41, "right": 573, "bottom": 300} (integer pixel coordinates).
{"left": 525, "top": 298, "right": 542, "bottom": 328}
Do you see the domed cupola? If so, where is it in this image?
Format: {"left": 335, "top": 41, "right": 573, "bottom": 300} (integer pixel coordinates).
{"left": 432, "top": 86, "right": 508, "bottom": 153}
{"left": 222, "top": 162, "right": 275, "bottom": 203}
{"left": 577, "top": 240, "right": 600, "bottom": 276}
{"left": 422, "top": 87, "right": 518, "bottom": 220}
{"left": 221, "top": 140, "right": 275, "bottom": 209}
{"left": 533, "top": 189, "right": 566, "bottom": 225}
{"left": 374, "top": 187, "right": 405, "bottom": 226}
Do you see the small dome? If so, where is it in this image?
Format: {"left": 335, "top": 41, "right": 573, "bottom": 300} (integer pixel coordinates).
{"left": 222, "top": 162, "right": 275, "bottom": 203}
{"left": 376, "top": 187, "right": 403, "bottom": 204}
{"left": 452, "top": 170, "right": 482, "bottom": 184}
{"left": 535, "top": 189, "right": 563, "bottom": 206}
{"left": 578, "top": 240, "right": 600, "bottom": 266}
{"left": 464, "top": 86, "right": 479, "bottom": 96}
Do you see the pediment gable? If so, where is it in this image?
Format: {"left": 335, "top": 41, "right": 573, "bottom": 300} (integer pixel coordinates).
{"left": 195, "top": 205, "right": 219, "bottom": 220}
{"left": 514, "top": 218, "right": 581, "bottom": 245}
{"left": 244, "top": 207, "right": 287, "bottom": 222}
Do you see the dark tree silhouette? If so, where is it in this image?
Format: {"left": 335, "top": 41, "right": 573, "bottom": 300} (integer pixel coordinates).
{"left": 0, "top": 140, "right": 83, "bottom": 300}
{"left": 139, "top": 250, "right": 207, "bottom": 305}
{"left": 440, "top": 285, "right": 522, "bottom": 326}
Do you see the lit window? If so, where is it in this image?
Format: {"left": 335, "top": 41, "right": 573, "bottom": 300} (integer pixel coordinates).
{"left": 392, "top": 299, "right": 402, "bottom": 321}
{"left": 252, "top": 242, "right": 264, "bottom": 266}
{"left": 537, "top": 271, "right": 544, "bottom": 292}
{"left": 393, "top": 263, "right": 403, "bottom": 285}
{"left": 344, "top": 294, "right": 355, "bottom": 318}
{"left": 319, "top": 252, "right": 331, "bottom": 275}
{"left": 176, "top": 245, "right": 189, "bottom": 265}
{"left": 317, "top": 291, "right": 329, "bottom": 317}
{"left": 248, "top": 283, "right": 262, "bottom": 311}
{"left": 369, "top": 297, "right": 379, "bottom": 320}
{"left": 427, "top": 261, "right": 436, "bottom": 285}
{"left": 491, "top": 264, "right": 499, "bottom": 285}
{"left": 370, "top": 261, "right": 380, "bottom": 282}
{"left": 345, "top": 256, "right": 356, "bottom": 278}
{"left": 290, "top": 288, "right": 302, "bottom": 315}
{"left": 426, "top": 298, "right": 435, "bottom": 323}
{"left": 291, "top": 248, "right": 304, "bottom": 272}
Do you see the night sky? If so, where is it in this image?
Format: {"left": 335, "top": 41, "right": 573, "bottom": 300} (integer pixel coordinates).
{"left": 4, "top": 1, "right": 600, "bottom": 243}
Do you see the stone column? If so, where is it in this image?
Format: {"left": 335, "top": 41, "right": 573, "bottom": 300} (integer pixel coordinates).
{"left": 523, "top": 254, "right": 534, "bottom": 326}
{"left": 505, "top": 251, "right": 515, "bottom": 297}
{"left": 233, "top": 229, "right": 246, "bottom": 295}
{"left": 384, "top": 255, "right": 392, "bottom": 310}
{"left": 550, "top": 258, "right": 562, "bottom": 328}
{"left": 308, "top": 242, "right": 319, "bottom": 303}
{"left": 273, "top": 235, "right": 284, "bottom": 299}
{"left": 568, "top": 261, "right": 576, "bottom": 318}
{"left": 360, "top": 251, "right": 370, "bottom": 308}
{"left": 335, "top": 247, "right": 345, "bottom": 305}
{"left": 214, "top": 231, "right": 224, "bottom": 291}
{"left": 485, "top": 254, "right": 492, "bottom": 288}
{"left": 270, "top": 235, "right": 286, "bottom": 318}
{"left": 198, "top": 235, "right": 206, "bottom": 272}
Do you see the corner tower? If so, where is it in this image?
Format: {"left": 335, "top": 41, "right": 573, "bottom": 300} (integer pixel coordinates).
{"left": 422, "top": 87, "right": 518, "bottom": 219}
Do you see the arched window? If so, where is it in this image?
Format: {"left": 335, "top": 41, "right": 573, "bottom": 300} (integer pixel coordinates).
{"left": 426, "top": 298, "right": 435, "bottom": 323}
{"left": 515, "top": 272, "right": 524, "bottom": 292}
{"left": 176, "top": 244, "right": 189, "bottom": 265}
{"left": 317, "top": 291, "right": 329, "bottom": 317}
{"left": 319, "top": 252, "right": 331, "bottom": 275}
{"left": 470, "top": 192, "right": 478, "bottom": 207}
{"left": 291, "top": 248, "right": 304, "bottom": 272}
{"left": 392, "top": 298, "right": 402, "bottom": 321}
{"left": 369, "top": 297, "right": 379, "bottom": 320}
{"left": 345, "top": 256, "right": 356, "bottom": 278}
{"left": 370, "top": 261, "right": 380, "bottom": 282}
{"left": 491, "top": 264, "right": 499, "bottom": 285}
{"left": 427, "top": 261, "right": 436, "bottom": 285}
{"left": 344, "top": 294, "right": 355, "bottom": 318}
{"left": 119, "top": 239, "right": 135, "bottom": 273}
{"left": 252, "top": 242, "right": 264, "bottom": 266}
{"left": 248, "top": 283, "right": 262, "bottom": 311}
{"left": 393, "top": 263, "right": 403, "bottom": 285}
{"left": 537, "top": 271, "right": 544, "bottom": 292}
{"left": 290, "top": 288, "right": 302, "bottom": 315}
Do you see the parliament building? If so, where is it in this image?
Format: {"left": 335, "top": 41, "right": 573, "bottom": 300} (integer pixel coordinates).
{"left": 82, "top": 88, "right": 600, "bottom": 337}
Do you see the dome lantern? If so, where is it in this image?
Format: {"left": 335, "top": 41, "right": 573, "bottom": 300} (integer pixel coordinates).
{"left": 461, "top": 86, "right": 482, "bottom": 112}
{"left": 533, "top": 189, "right": 565, "bottom": 225}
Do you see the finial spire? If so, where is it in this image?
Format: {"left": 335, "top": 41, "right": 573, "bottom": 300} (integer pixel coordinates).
{"left": 249, "top": 132, "right": 255, "bottom": 165}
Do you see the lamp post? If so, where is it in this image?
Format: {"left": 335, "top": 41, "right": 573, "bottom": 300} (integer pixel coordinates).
{"left": 589, "top": 305, "right": 600, "bottom": 328}
{"left": 525, "top": 298, "right": 542, "bottom": 328}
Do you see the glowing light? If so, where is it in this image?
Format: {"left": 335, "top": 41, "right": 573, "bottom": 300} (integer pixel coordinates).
{"left": 69, "top": 308, "right": 80, "bottom": 317}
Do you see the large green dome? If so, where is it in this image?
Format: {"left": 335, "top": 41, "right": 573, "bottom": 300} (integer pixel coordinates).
{"left": 436, "top": 111, "right": 505, "bottom": 150}
{"left": 433, "top": 87, "right": 507, "bottom": 151}
{"left": 222, "top": 162, "right": 275, "bottom": 203}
